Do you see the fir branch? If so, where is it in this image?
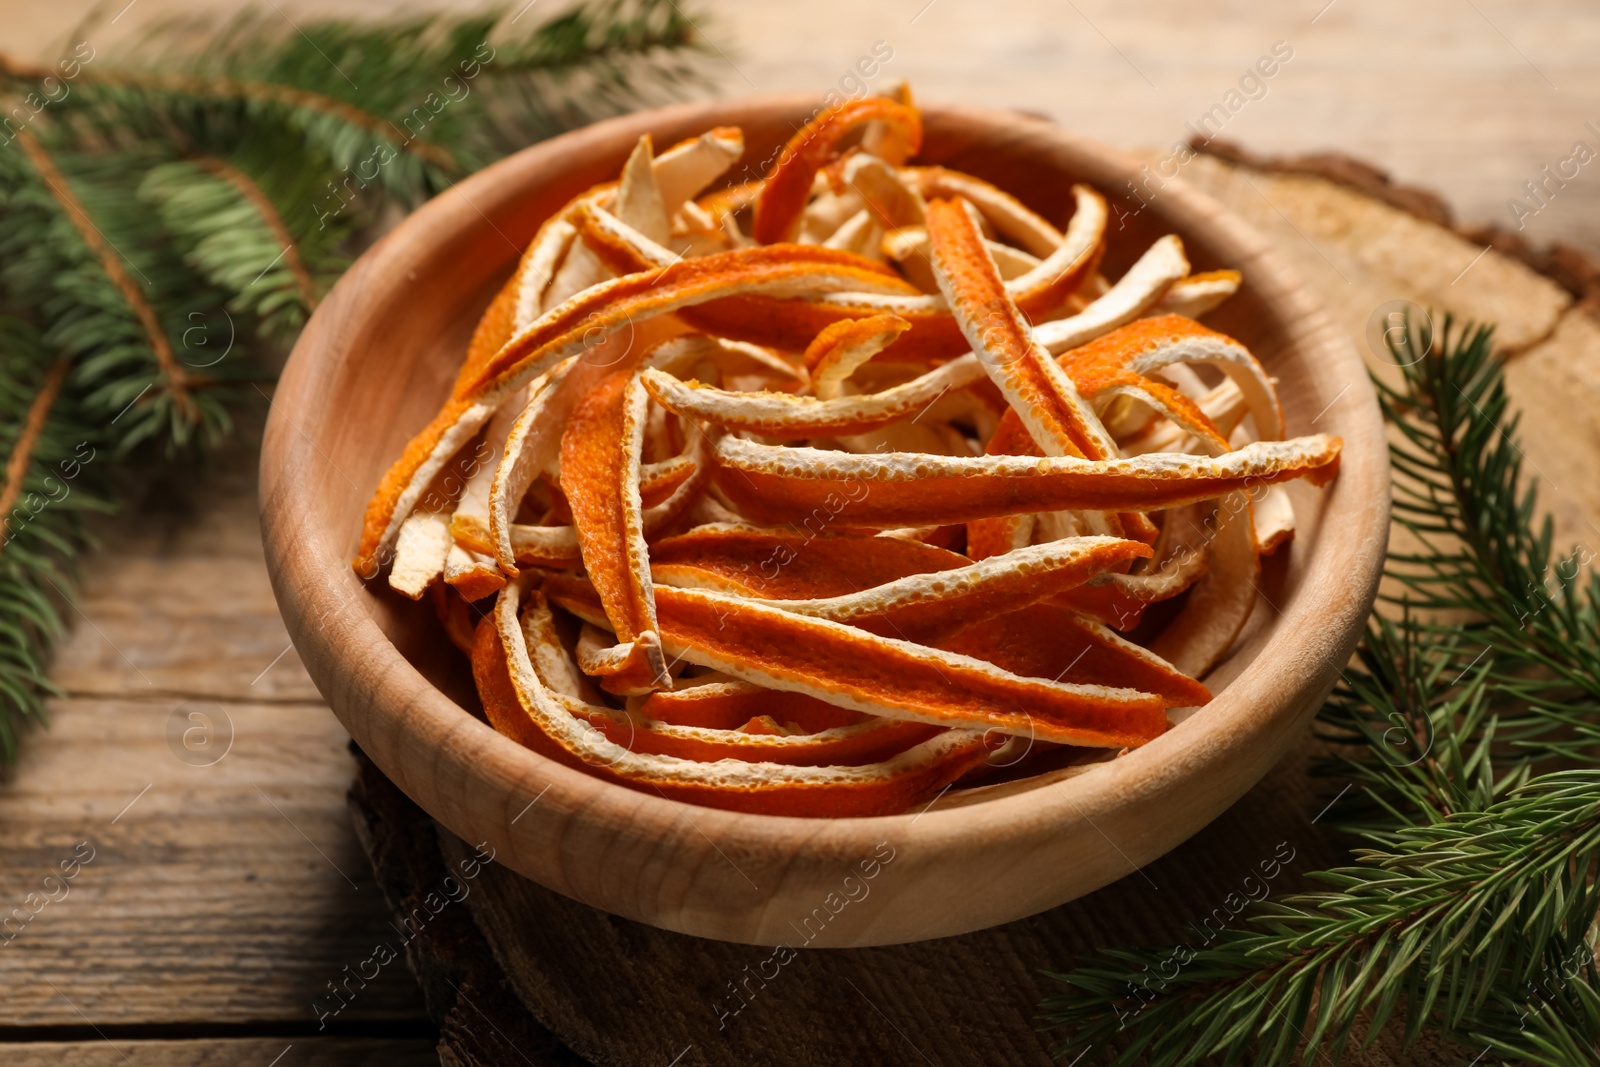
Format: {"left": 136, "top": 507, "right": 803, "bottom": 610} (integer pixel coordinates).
{"left": 1373, "top": 317, "right": 1600, "bottom": 761}
{"left": 1042, "top": 772, "right": 1600, "bottom": 1067}
{"left": 0, "top": 356, "right": 70, "bottom": 539}
{"left": 192, "top": 156, "right": 318, "bottom": 310}
{"left": 1042, "top": 319, "right": 1600, "bottom": 1065}
{"left": 13, "top": 127, "right": 195, "bottom": 420}
{"left": 0, "top": 54, "right": 457, "bottom": 168}
{"left": 0, "top": 323, "right": 112, "bottom": 759}
{"left": 0, "top": 1, "right": 709, "bottom": 755}
{"left": 140, "top": 156, "right": 325, "bottom": 343}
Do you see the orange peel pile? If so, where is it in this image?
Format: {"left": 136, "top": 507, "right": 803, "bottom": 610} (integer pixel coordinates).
{"left": 354, "top": 88, "right": 1343, "bottom": 818}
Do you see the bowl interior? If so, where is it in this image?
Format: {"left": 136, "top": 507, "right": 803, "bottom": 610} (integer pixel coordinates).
{"left": 351, "top": 105, "right": 1323, "bottom": 722}
{"left": 263, "top": 97, "right": 1386, "bottom": 945}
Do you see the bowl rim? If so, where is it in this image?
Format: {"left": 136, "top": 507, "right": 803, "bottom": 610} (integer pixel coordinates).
{"left": 261, "top": 94, "right": 1389, "bottom": 945}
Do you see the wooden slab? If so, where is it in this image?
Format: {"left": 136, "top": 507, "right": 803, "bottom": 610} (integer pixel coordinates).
{"left": 260, "top": 96, "right": 1389, "bottom": 952}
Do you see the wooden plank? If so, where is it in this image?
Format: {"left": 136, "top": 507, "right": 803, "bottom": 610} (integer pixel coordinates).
{"left": 693, "top": 0, "right": 1600, "bottom": 258}
{"left": 0, "top": 427, "right": 424, "bottom": 1030}
{"left": 46, "top": 427, "right": 321, "bottom": 705}
{"left": 2, "top": 1038, "right": 439, "bottom": 1066}
{"left": 0, "top": 697, "right": 424, "bottom": 1027}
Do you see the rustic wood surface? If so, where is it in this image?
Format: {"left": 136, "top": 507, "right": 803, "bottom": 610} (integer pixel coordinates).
{"left": 6, "top": 1040, "right": 440, "bottom": 1066}
{"left": 2, "top": 144, "right": 1594, "bottom": 1067}
{"left": 1, "top": 2, "right": 1597, "bottom": 1063}
{"left": 0, "top": 423, "right": 435, "bottom": 1061}
{"left": 1, "top": 154, "right": 1590, "bottom": 1067}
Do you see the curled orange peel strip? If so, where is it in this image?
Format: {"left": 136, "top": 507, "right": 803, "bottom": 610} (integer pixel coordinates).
{"left": 594, "top": 710, "right": 941, "bottom": 767}
{"left": 579, "top": 672, "right": 940, "bottom": 764}
{"left": 638, "top": 680, "right": 862, "bottom": 731}
{"left": 533, "top": 450, "right": 700, "bottom": 528}
{"left": 805, "top": 313, "right": 911, "bottom": 398}
{"left": 634, "top": 235, "right": 1194, "bottom": 442}
{"left": 1089, "top": 376, "right": 1233, "bottom": 456}
{"left": 1058, "top": 539, "right": 1211, "bottom": 631}
{"left": 454, "top": 427, "right": 708, "bottom": 569}
{"left": 997, "top": 184, "right": 1107, "bottom": 314}
{"left": 389, "top": 511, "right": 453, "bottom": 599}
{"left": 457, "top": 264, "right": 524, "bottom": 393}
{"left": 838, "top": 153, "right": 926, "bottom": 231}
{"left": 925, "top": 195, "right": 1113, "bottom": 461}
{"left": 575, "top": 202, "right": 916, "bottom": 295}
{"left": 648, "top": 523, "right": 965, "bottom": 599}
{"left": 355, "top": 250, "right": 921, "bottom": 574}
{"left": 1060, "top": 314, "right": 1284, "bottom": 440}
{"left": 902, "top": 166, "right": 1064, "bottom": 256}
{"left": 557, "top": 368, "right": 666, "bottom": 689}
{"left": 1149, "top": 492, "right": 1261, "bottom": 677}
{"left": 486, "top": 361, "right": 579, "bottom": 574}
{"left": 651, "top": 528, "right": 1151, "bottom": 643}
{"left": 753, "top": 97, "right": 923, "bottom": 245}
{"left": 473, "top": 587, "right": 993, "bottom": 818}
{"left": 654, "top": 126, "right": 745, "bottom": 213}
{"left": 543, "top": 574, "right": 1169, "bottom": 748}
{"left": 1153, "top": 269, "right": 1240, "bottom": 318}
{"left": 940, "top": 602, "right": 1211, "bottom": 707}
{"left": 965, "top": 513, "right": 1033, "bottom": 563}
{"left": 738, "top": 536, "right": 1151, "bottom": 645}
{"left": 711, "top": 433, "right": 1342, "bottom": 528}
{"left": 884, "top": 225, "right": 1042, "bottom": 285}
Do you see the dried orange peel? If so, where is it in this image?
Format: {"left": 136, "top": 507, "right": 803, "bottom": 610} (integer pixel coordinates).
{"left": 474, "top": 586, "right": 992, "bottom": 817}
{"left": 753, "top": 97, "right": 923, "bottom": 244}
{"left": 542, "top": 574, "right": 1169, "bottom": 746}
{"left": 557, "top": 368, "right": 665, "bottom": 691}
{"left": 355, "top": 89, "right": 1345, "bottom": 817}
{"left": 710, "top": 434, "right": 1341, "bottom": 526}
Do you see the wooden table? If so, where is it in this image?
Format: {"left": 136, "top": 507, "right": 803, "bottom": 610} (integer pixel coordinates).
{"left": 0, "top": 416, "right": 439, "bottom": 1063}
{"left": 3, "top": 2, "right": 1599, "bottom": 1064}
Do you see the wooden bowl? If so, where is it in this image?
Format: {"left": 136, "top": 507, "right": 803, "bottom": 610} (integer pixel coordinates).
{"left": 261, "top": 96, "right": 1388, "bottom": 947}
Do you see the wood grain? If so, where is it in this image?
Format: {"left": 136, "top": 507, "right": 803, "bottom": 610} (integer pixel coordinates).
{"left": 0, "top": 698, "right": 422, "bottom": 1027}
{"left": 0, "top": 87, "right": 1584, "bottom": 1067}
{"left": 4, "top": 1039, "right": 438, "bottom": 1066}
{"left": 16, "top": 0, "right": 1594, "bottom": 258}
{"left": 0, "top": 429, "right": 424, "bottom": 1032}
{"left": 44, "top": 441, "right": 319, "bottom": 705}
{"left": 0, "top": 0, "right": 1583, "bottom": 1057}
{"left": 259, "top": 96, "right": 1389, "bottom": 946}
{"left": 690, "top": 0, "right": 1600, "bottom": 260}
